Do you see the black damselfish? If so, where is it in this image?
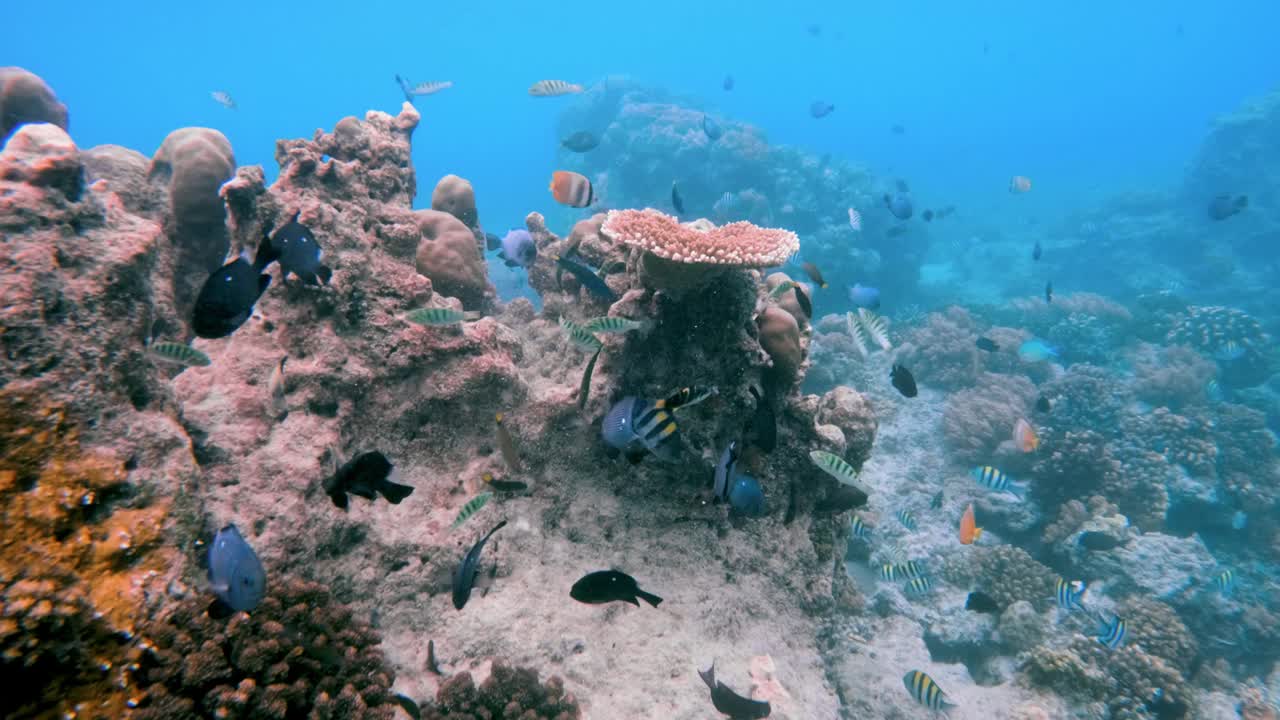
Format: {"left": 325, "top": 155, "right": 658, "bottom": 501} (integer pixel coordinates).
{"left": 192, "top": 252, "right": 273, "bottom": 339}
{"left": 264, "top": 211, "right": 332, "bottom": 285}
{"left": 1078, "top": 531, "right": 1127, "bottom": 552}
{"left": 965, "top": 591, "right": 1001, "bottom": 614}
{"left": 699, "top": 663, "right": 771, "bottom": 718}
{"left": 323, "top": 451, "right": 414, "bottom": 509}
{"left": 891, "top": 364, "right": 918, "bottom": 398}
{"left": 745, "top": 386, "right": 776, "bottom": 453}
{"left": 570, "top": 570, "right": 662, "bottom": 607}
{"left": 552, "top": 254, "right": 618, "bottom": 301}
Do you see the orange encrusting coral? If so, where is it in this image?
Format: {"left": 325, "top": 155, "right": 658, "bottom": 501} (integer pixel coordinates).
{"left": 0, "top": 389, "right": 175, "bottom": 719}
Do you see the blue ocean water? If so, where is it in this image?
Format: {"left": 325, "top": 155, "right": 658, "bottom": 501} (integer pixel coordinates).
{"left": 10, "top": 1, "right": 1279, "bottom": 236}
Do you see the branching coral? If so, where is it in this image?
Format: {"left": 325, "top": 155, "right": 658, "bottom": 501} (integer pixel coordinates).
{"left": 0, "top": 390, "right": 174, "bottom": 719}
{"left": 1130, "top": 344, "right": 1216, "bottom": 410}
{"left": 1212, "top": 402, "right": 1280, "bottom": 507}
{"left": 1046, "top": 312, "right": 1114, "bottom": 366}
{"left": 1118, "top": 597, "right": 1198, "bottom": 673}
{"left": 1023, "top": 636, "right": 1194, "bottom": 718}
{"left": 1039, "top": 364, "right": 1128, "bottom": 430}
{"left": 1167, "top": 305, "right": 1268, "bottom": 358}
{"left": 894, "top": 307, "right": 981, "bottom": 390}
{"left": 129, "top": 577, "right": 399, "bottom": 719}
{"left": 420, "top": 661, "right": 581, "bottom": 719}
{"left": 1030, "top": 430, "right": 1120, "bottom": 512}
{"left": 941, "top": 373, "right": 1037, "bottom": 464}
{"left": 944, "top": 545, "right": 1054, "bottom": 612}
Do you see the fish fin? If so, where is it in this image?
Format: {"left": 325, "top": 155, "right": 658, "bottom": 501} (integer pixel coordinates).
{"left": 258, "top": 273, "right": 272, "bottom": 295}
{"left": 378, "top": 480, "right": 415, "bottom": 504}
{"left": 623, "top": 595, "right": 640, "bottom": 606}
{"left": 207, "top": 597, "right": 236, "bottom": 619}
{"left": 316, "top": 265, "right": 332, "bottom": 285}
{"left": 254, "top": 231, "right": 281, "bottom": 271}
{"left": 636, "top": 589, "right": 663, "bottom": 607}
{"left": 698, "top": 664, "right": 716, "bottom": 690}
{"left": 327, "top": 489, "right": 350, "bottom": 510}
{"left": 394, "top": 694, "right": 422, "bottom": 720}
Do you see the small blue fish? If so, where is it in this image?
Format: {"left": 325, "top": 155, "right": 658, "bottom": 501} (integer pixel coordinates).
{"left": 208, "top": 524, "right": 267, "bottom": 614}
{"left": 1018, "top": 339, "right": 1059, "bottom": 362}
{"left": 884, "top": 192, "right": 913, "bottom": 220}
{"left": 729, "top": 475, "right": 766, "bottom": 517}
{"left": 702, "top": 114, "right": 723, "bottom": 141}
{"left": 499, "top": 229, "right": 537, "bottom": 268}
{"left": 970, "top": 466, "right": 1025, "bottom": 498}
{"left": 1097, "top": 614, "right": 1127, "bottom": 649}
{"left": 847, "top": 284, "right": 881, "bottom": 309}
{"left": 897, "top": 509, "right": 918, "bottom": 531}
{"left": 810, "top": 101, "right": 835, "bottom": 118}
{"left": 1055, "top": 577, "right": 1087, "bottom": 611}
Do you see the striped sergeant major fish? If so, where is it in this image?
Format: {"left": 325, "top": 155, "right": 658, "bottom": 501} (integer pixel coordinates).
{"left": 970, "top": 465, "right": 1025, "bottom": 498}
{"left": 1213, "top": 569, "right": 1234, "bottom": 594}
{"left": 1055, "top": 577, "right": 1087, "bottom": 611}
{"left": 529, "top": 79, "right": 584, "bottom": 96}
{"left": 903, "top": 670, "right": 956, "bottom": 712}
{"left": 849, "top": 514, "right": 871, "bottom": 539}
{"left": 897, "top": 560, "right": 927, "bottom": 580}
{"left": 879, "top": 564, "right": 897, "bottom": 581}
{"left": 905, "top": 576, "right": 933, "bottom": 595}
{"left": 897, "top": 509, "right": 918, "bottom": 531}
{"left": 1097, "top": 614, "right": 1127, "bottom": 650}
{"left": 601, "top": 396, "right": 682, "bottom": 464}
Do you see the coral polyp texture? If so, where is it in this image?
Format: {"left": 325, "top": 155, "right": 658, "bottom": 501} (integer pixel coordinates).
{"left": 1168, "top": 305, "right": 1267, "bottom": 355}
{"left": 601, "top": 208, "right": 799, "bottom": 266}
{"left": 420, "top": 662, "right": 580, "bottom": 719}
{"left": 127, "top": 578, "right": 398, "bottom": 719}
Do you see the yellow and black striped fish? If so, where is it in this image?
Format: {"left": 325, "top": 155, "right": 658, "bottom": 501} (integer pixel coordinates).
{"left": 897, "top": 509, "right": 918, "bottom": 531}
{"left": 147, "top": 341, "right": 211, "bottom": 367}
{"left": 850, "top": 515, "right": 871, "bottom": 539}
{"left": 1055, "top": 577, "right": 1087, "bottom": 611}
{"left": 634, "top": 400, "right": 679, "bottom": 456}
{"left": 898, "top": 560, "right": 927, "bottom": 579}
{"left": 903, "top": 670, "right": 954, "bottom": 711}
{"left": 879, "top": 564, "right": 897, "bottom": 581}
{"left": 905, "top": 576, "right": 933, "bottom": 595}
{"left": 529, "top": 79, "right": 584, "bottom": 96}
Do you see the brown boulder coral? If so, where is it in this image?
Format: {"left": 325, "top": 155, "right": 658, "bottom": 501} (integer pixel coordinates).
{"left": 414, "top": 208, "right": 492, "bottom": 309}
{"left": 430, "top": 173, "right": 479, "bottom": 230}
{"left": 942, "top": 372, "right": 1037, "bottom": 465}
{"left": 419, "top": 661, "right": 580, "bottom": 719}
{"left": 757, "top": 306, "right": 804, "bottom": 384}
{"left": 945, "top": 545, "right": 1055, "bottom": 611}
{"left": 148, "top": 127, "right": 237, "bottom": 320}
{"left": 128, "top": 577, "right": 399, "bottom": 719}
{"left": 0, "top": 66, "right": 68, "bottom": 142}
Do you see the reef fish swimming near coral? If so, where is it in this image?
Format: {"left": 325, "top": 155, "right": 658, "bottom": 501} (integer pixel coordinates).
{"left": 965, "top": 591, "right": 1000, "bottom": 614}
{"left": 602, "top": 396, "right": 682, "bottom": 463}
{"left": 890, "top": 364, "right": 918, "bottom": 398}
{"left": 671, "top": 182, "right": 686, "bottom": 214}
{"left": 1077, "top": 531, "right": 1126, "bottom": 551}
{"left": 207, "top": 524, "right": 267, "bottom": 615}
{"left": 560, "top": 130, "right": 599, "bottom": 152}
{"left": 1017, "top": 339, "right": 1058, "bottom": 362}
{"left": 800, "top": 262, "right": 827, "bottom": 288}
{"left": 848, "top": 284, "right": 881, "bottom": 309}
{"left": 395, "top": 75, "right": 453, "bottom": 103}
{"left": 1055, "top": 577, "right": 1087, "bottom": 611}
{"left": 404, "top": 307, "right": 469, "bottom": 325}
{"left": 263, "top": 211, "right": 332, "bottom": 285}
{"left": 1009, "top": 175, "right": 1032, "bottom": 193}
{"left": 702, "top": 113, "right": 723, "bottom": 140}
{"left": 323, "top": 450, "right": 414, "bottom": 510}
{"left": 146, "top": 339, "right": 211, "bottom": 368}
{"left": 482, "top": 472, "right": 528, "bottom": 493}
{"left": 1207, "top": 193, "right": 1247, "bottom": 220}
{"left": 498, "top": 229, "right": 537, "bottom": 268}
{"left": 211, "top": 90, "right": 236, "bottom": 109}
{"left": 884, "top": 190, "right": 913, "bottom": 220}
{"left": 1096, "top": 614, "right": 1127, "bottom": 649}
{"left": 665, "top": 385, "right": 718, "bottom": 412}
{"left": 1045, "top": 280, "right": 1054, "bottom": 303}
{"left": 191, "top": 252, "right": 273, "bottom": 339}
{"left": 1013, "top": 418, "right": 1039, "bottom": 452}
{"left": 559, "top": 317, "right": 605, "bottom": 352}
{"left": 452, "top": 492, "right": 493, "bottom": 530}
{"left": 452, "top": 520, "right": 507, "bottom": 610}
{"left": 970, "top": 465, "right": 1024, "bottom": 498}
{"left": 570, "top": 570, "right": 663, "bottom": 607}
{"left": 729, "top": 475, "right": 766, "bottom": 517}
{"left": 529, "top": 79, "right": 584, "bottom": 96}
{"left": 714, "top": 440, "right": 739, "bottom": 501}
{"left": 975, "top": 337, "right": 999, "bottom": 352}
{"left": 1035, "top": 394, "right": 1051, "bottom": 413}
{"left": 549, "top": 170, "right": 594, "bottom": 207}
{"left": 551, "top": 254, "right": 618, "bottom": 301}
{"left": 267, "top": 355, "right": 287, "bottom": 421}
{"left": 903, "top": 670, "right": 956, "bottom": 711}
{"left": 494, "top": 413, "right": 522, "bottom": 472}
{"left": 809, "top": 100, "right": 835, "bottom": 118}
{"left": 699, "top": 663, "right": 772, "bottom": 718}
{"left": 745, "top": 386, "right": 776, "bottom": 453}
{"left": 959, "top": 503, "right": 982, "bottom": 545}
{"left": 809, "top": 450, "right": 860, "bottom": 487}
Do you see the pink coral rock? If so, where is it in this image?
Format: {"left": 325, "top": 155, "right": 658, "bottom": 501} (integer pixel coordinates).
{"left": 602, "top": 208, "right": 798, "bottom": 266}
{"left": 430, "top": 173, "right": 479, "bottom": 229}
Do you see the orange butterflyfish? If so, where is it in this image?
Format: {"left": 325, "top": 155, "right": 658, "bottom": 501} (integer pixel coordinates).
{"left": 550, "top": 170, "right": 594, "bottom": 208}
{"left": 959, "top": 503, "right": 982, "bottom": 545}
{"left": 1009, "top": 175, "right": 1032, "bottom": 193}
{"left": 1013, "top": 418, "right": 1039, "bottom": 452}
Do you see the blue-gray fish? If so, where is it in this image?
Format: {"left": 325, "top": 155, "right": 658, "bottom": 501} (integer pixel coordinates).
{"left": 713, "top": 440, "right": 739, "bottom": 502}
{"left": 728, "top": 475, "right": 766, "bottom": 517}
{"left": 452, "top": 520, "right": 506, "bottom": 610}
{"left": 552, "top": 254, "right": 618, "bottom": 301}
{"left": 208, "top": 524, "right": 266, "bottom": 614}
{"left": 903, "top": 670, "right": 955, "bottom": 711}
{"left": 602, "top": 396, "right": 681, "bottom": 464}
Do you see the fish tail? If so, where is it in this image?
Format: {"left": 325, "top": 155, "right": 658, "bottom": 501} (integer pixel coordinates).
{"left": 636, "top": 589, "right": 664, "bottom": 607}
{"left": 253, "top": 231, "right": 281, "bottom": 271}
{"left": 316, "top": 265, "right": 333, "bottom": 285}
{"left": 379, "top": 479, "right": 415, "bottom": 504}
{"left": 698, "top": 664, "right": 716, "bottom": 690}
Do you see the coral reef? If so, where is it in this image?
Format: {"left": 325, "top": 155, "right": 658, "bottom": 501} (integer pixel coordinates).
{"left": 1130, "top": 343, "right": 1216, "bottom": 410}
{"left": 942, "top": 373, "right": 1037, "bottom": 465}
{"left": 430, "top": 173, "right": 480, "bottom": 232}
{"left": 414, "top": 207, "right": 492, "bottom": 309}
{"left": 0, "top": 66, "right": 68, "bottom": 141}
{"left": 894, "top": 307, "right": 982, "bottom": 390}
{"left": 0, "top": 390, "right": 174, "bottom": 719}
{"left": 419, "top": 662, "right": 580, "bottom": 720}
{"left": 129, "top": 577, "right": 398, "bottom": 719}
{"left": 944, "top": 545, "right": 1055, "bottom": 612}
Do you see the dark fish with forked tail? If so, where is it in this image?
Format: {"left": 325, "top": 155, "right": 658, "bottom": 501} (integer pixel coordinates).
{"left": 699, "top": 663, "right": 771, "bottom": 718}
{"left": 452, "top": 520, "right": 507, "bottom": 610}
{"left": 570, "top": 570, "right": 662, "bottom": 607}
{"left": 323, "top": 451, "right": 414, "bottom": 509}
